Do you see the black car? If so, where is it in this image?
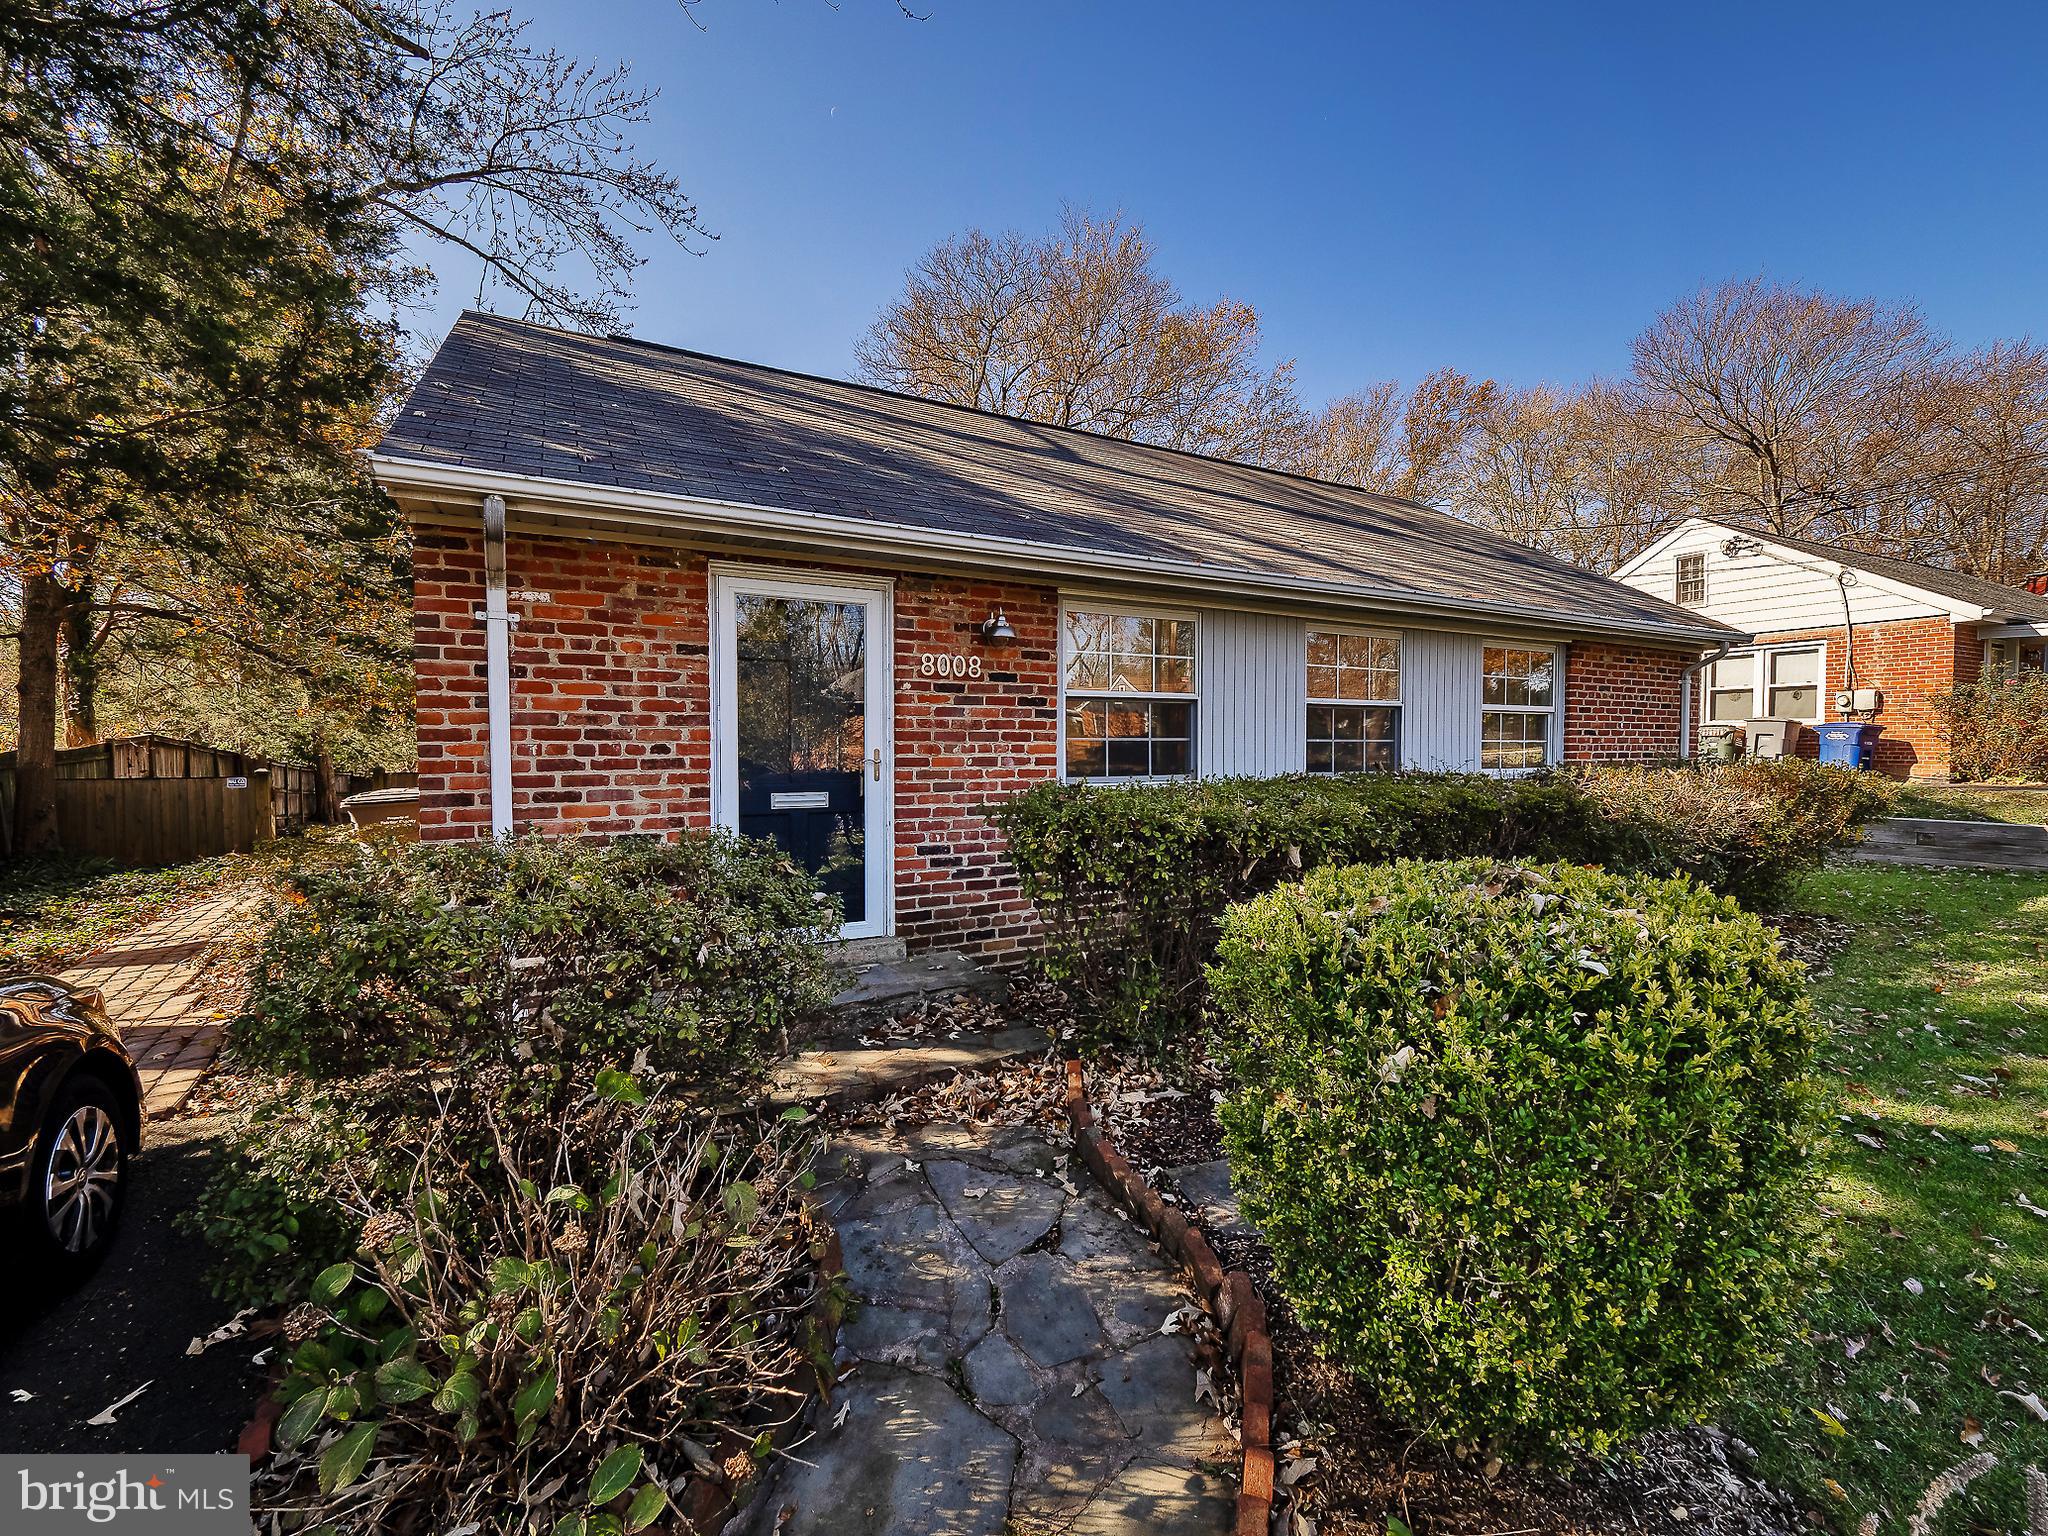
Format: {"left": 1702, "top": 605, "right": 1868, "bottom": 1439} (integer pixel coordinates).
{"left": 0, "top": 977, "right": 142, "bottom": 1274}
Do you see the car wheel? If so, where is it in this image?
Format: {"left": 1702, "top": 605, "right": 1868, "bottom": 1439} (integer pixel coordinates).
{"left": 30, "top": 1077, "right": 130, "bottom": 1271}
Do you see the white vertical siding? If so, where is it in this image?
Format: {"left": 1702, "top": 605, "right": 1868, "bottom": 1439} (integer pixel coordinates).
{"left": 1400, "top": 628, "right": 1483, "bottom": 770}
{"left": 1201, "top": 608, "right": 1306, "bottom": 776}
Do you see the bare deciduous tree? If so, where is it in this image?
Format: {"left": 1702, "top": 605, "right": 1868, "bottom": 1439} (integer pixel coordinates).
{"left": 857, "top": 209, "right": 1306, "bottom": 459}
{"left": 1624, "top": 277, "right": 1948, "bottom": 537}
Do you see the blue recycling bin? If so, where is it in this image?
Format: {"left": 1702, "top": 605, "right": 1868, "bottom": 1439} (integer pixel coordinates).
{"left": 1812, "top": 721, "right": 1881, "bottom": 770}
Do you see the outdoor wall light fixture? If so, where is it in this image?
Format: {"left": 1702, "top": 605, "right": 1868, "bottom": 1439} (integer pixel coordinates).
{"left": 979, "top": 609, "right": 1017, "bottom": 643}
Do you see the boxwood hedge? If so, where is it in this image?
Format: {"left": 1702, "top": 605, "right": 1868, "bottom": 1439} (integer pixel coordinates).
{"left": 1210, "top": 858, "right": 1821, "bottom": 1458}
{"left": 985, "top": 763, "right": 1887, "bottom": 1046}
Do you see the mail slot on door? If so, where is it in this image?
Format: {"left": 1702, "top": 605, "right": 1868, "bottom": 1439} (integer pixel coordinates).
{"left": 769, "top": 790, "right": 832, "bottom": 810}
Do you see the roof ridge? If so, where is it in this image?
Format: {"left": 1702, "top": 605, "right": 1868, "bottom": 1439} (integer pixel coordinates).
{"left": 445, "top": 309, "right": 1609, "bottom": 588}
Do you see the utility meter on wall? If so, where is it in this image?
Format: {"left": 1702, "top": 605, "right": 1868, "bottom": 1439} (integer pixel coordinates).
{"left": 1833, "top": 687, "right": 1883, "bottom": 712}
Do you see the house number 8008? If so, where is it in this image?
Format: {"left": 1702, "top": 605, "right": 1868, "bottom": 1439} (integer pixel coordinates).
{"left": 918, "top": 652, "right": 982, "bottom": 679}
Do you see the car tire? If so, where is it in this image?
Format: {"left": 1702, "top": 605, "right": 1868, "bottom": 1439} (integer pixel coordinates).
{"left": 27, "top": 1075, "right": 131, "bottom": 1276}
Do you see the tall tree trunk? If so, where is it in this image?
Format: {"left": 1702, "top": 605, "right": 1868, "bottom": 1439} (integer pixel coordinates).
{"left": 60, "top": 598, "right": 99, "bottom": 747}
{"left": 14, "top": 572, "right": 65, "bottom": 855}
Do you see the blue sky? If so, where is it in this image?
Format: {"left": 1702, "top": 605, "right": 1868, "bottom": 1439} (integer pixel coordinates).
{"left": 412, "top": 0, "right": 2048, "bottom": 406}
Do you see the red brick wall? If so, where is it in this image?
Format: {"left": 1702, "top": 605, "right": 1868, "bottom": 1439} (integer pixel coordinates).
{"left": 417, "top": 531, "right": 1700, "bottom": 952}
{"left": 1561, "top": 641, "right": 1691, "bottom": 762}
{"left": 415, "top": 531, "right": 1056, "bottom": 957}
{"left": 1744, "top": 617, "right": 1972, "bottom": 778}
{"left": 414, "top": 532, "right": 712, "bottom": 840}
{"left": 891, "top": 575, "right": 1059, "bottom": 957}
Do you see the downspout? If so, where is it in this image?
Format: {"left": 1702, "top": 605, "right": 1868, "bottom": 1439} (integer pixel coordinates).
{"left": 1679, "top": 639, "right": 1735, "bottom": 759}
{"left": 478, "top": 493, "right": 515, "bottom": 838}
{"left": 1834, "top": 569, "right": 1859, "bottom": 696}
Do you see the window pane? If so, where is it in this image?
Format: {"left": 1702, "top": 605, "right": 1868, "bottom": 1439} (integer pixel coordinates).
{"left": 1067, "top": 699, "right": 1106, "bottom": 738}
{"left": 1307, "top": 704, "right": 1333, "bottom": 738}
{"left": 1306, "top": 739, "right": 1333, "bottom": 773}
{"left": 1522, "top": 657, "right": 1554, "bottom": 707}
{"left": 1159, "top": 619, "right": 1194, "bottom": 658}
{"left": 1106, "top": 738, "right": 1150, "bottom": 775}
{"left": 1111, "top": 652, "right": 1154, "bottom": 692}
{"left": 1335, "top": 740, "right": 1365, "bottom": 772}
{"left": 1155, "top": 656, "right": 1194, "bottom": 694}
{"left": 1153, "top": 700, "right": 1193, "bottom": 738}
{"left": 1333, "top": 706, "right": 1362, "bottom": 739}
{"left": 1307, "top": 631, "right": 1337, "bottom": 668}
{"left": 1480, "top": 709, "right": 1551, "bottom": 772}
{"left": 1151, "top": 738, "right": 1190, "bottom": 776}
{"left": 1711, "top": 653, "right": 1754, "bottom": 689}
{"left": 1068, "top": 652, "right": 1110, "bottom": 690}
{"left": 1106, "top": 702, "right": 1149, "bottom": 738}
{"left": 1307, "top": 665, "right": 1337, "bottom": 700}
{"left": 1709, "top": 690, "right": 1752, "bottom": 723}
{"left": 1768, "top": 686, "right": 1819, "bottom": 719}
{"left": 1066, "top": 739, "right": 1105, "bottom": 777}
{"left": 1337, "top": 665, "right": 1374, "bottom": 701}
{"left": 1110, "top": 614, "right": 1150, "bottom": 653}
{"left": 1771, "top": 649, "right": 1819, "bottom": 687}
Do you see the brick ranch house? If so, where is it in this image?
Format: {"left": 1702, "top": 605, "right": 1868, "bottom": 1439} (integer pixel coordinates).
{"left": 372, "top": 313, "right": 1740, "bottom": 958}
{"left": 1615, "top": 518, "right": 2048, "bottom": 780}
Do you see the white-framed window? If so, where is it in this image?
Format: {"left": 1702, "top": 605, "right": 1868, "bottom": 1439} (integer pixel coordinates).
{"left": 1703, "top": 644, "right": 1825, "bottom": 723}
{"left": 1705, "top": 652, "right": 1755, "bottom": 723}
{"left": 1305, "top": 628, "right": 1400, "bottom": 773}
{"left": 1061, "top": 604, "right": 1197, "bottom": 779}
{"left": 1675, "top": 552, "right": 1707, "bottom": 606}
{"left": 1480, "top": 643, "right": 1558, "bottom": 773}
{"left": 1987, "top": 639, "right": 2048, "bottom": 678}
{"left": 1765, "top": 647, "right": 1822, "bottom": 719}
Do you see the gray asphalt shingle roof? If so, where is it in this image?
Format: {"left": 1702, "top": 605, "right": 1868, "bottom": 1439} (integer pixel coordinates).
{"left": 377, "top": 312, "right": 1733, "bottom": 642}
{"left": 1735, "top": 525, "right": 2048, "bottom": 621}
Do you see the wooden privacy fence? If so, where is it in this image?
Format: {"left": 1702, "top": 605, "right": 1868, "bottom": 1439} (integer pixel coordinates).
{"left": 0, "top": 732, "right": 367, "bottom": 865}
{"left": 50, "top": 773, "right": 278, "bottom": 866}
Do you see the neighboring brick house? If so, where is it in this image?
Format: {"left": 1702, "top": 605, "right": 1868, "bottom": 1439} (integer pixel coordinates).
{"left": 377, "top": 313, "right": 1738, "bottom": 957}
{"left": 1615, "top": 518, "right": 2048, "bottom": 780}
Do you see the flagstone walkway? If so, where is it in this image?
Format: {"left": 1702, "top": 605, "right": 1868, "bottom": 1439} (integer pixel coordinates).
{"left": 61, "top": 891, "right": 262, "bottom": 1118}
{"left": 737, "top": 1121, "right": 1237, "bottom": 1536}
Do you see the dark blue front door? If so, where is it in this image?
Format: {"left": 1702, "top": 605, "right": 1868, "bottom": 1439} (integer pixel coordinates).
{"left": 734, "top": 594, "right": 869, "bottom": 923}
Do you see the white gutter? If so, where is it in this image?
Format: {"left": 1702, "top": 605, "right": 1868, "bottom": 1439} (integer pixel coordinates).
{"left": 478, "top": 493, "right": 514, "bottom": 838}
{"left": 1679, "top": 639, "right": 1735, "bottom": 759}
{"left": 371, "top": 454, "right": 1740, "bottom": 651}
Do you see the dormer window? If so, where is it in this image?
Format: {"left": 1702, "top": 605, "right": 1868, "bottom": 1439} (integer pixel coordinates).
{"left": 1675, "top": 552, "right": 1707, "bottom": 606}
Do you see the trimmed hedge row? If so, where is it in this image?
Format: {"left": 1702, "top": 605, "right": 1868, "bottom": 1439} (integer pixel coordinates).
{"left": 986, "top": 761, "right": 1889, "bottom": 1046}
{"left": 1212, "top": 858, "right": 1821, "bottom": 1458}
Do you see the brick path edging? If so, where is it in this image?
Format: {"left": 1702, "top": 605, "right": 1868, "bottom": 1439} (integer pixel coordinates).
{"left": 1061, "top": 1060, "right": 1273, "bottom": 1536}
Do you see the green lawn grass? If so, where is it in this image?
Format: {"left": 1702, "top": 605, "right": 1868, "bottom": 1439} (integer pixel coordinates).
{"left": 1731, "top": 865, "right": 2048, "bottom": 1533}
{"left": 1893, "top": 784, "right": 2048, "bottom": 826}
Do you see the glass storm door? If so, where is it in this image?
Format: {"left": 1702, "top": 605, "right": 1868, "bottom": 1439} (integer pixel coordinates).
{"left": 712, "top": 571, "right": 892, "bottom": 940}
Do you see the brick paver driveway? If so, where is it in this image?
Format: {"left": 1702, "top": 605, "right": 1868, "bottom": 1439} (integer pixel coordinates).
{"left": 60, "top": 891, "right": 262, "bottom": 1117}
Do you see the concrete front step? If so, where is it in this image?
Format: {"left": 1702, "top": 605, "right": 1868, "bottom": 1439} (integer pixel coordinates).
{"left": 828, "top": 947, "right": 1009, "bottom": 1014}
{"left": 766, "top": 1024, "right": 1053, "bottom": 1109}
{"left": 1851, "top": 816, "right": 2048, "bottom": 871}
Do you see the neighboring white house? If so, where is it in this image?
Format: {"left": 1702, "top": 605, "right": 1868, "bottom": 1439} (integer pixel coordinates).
{"left": 1614, "top": 518, "right": 2048, "bottom": 779}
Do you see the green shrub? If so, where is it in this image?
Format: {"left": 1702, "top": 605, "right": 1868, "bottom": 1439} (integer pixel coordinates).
{"left": 987, "top": 762, "right": 1884, "bottom": 1047}
{"left": 234, "top": 832, "right": 840, "bottom": 1093}
{"left": 1932, "top": 673, "right": 2048, "bottom": 781}
{"left": 1570, "top": 758, "right": 1894, "bottom": 908}
{"left": 1211, "top": 858, "right": 1820, "bottom": 1459}
{"left": 985, "top": 772, "right": 1610, "bottom": 1047}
